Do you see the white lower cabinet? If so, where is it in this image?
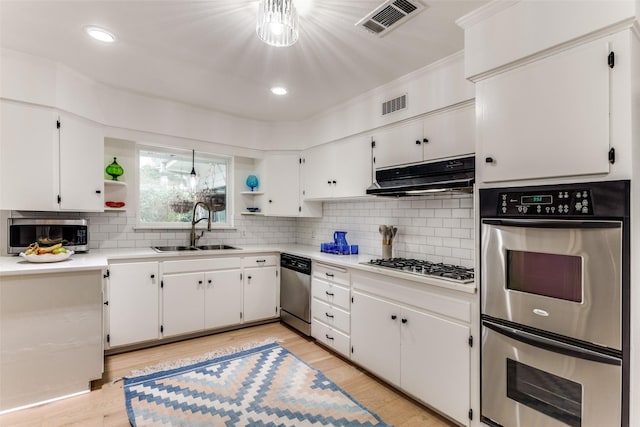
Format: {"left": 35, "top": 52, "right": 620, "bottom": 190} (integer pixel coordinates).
{"left": 311, "top": 263, "right": 351, "bottom": 358}
{"left": 242, "top": 255, "right": 279, "bottom": 322}
{"left": 161, "top": 258, "right": 243, "bottom": 338}
{"left": 205, "top": 270, "right": 243, "bottom": 329}
{"left": 351, "top": 274, "right": 472, "bottom": 426}
{"left": 162, "top": 272, "right": 206, "bottom": 337}
{"left": 107, "top": 261, "right": 160, "bottom": 348}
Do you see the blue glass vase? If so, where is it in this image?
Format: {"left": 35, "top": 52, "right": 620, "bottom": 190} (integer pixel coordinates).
{"left": 246, "top": 175, "right": 259, "bottom": 191}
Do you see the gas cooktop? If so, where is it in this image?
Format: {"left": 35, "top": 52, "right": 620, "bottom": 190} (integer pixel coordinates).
{"left": 362, "top": 258, "right": 474, "bottom": 284}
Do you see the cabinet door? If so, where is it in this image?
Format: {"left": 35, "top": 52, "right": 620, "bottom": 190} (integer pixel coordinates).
{"left": 243, "top": 266, "right": 278, "bottom": 322}
{"left": 162, "top": 272, "right": 205, "bottom": 337}
{"left": 0, "top": 101, "right": 58, "bottom": 210}
{"left": 477, "top": 37, "right": 611, "bottom": 183}
{"left": 302, "top": 144, "right": 334, "bottom": 199}
{"left": 372, "top": 120, "right": 423, "bottom": 169}
{"left": 58, "top": 112, "right": 104, "bottom": 211}
{"left": 350, "top": 291, "right": 400, "bottom": 386}
{"left": 262, "top": 153, "right": 300, "bottom": 216}
{"left": 108, "top": 262, "right": 159, "bottom": 347}
{"left": 422, "top": 104, "right": 475, "bottom": 161}
{"left": 401, "top": 306, "right": 470, "bottom": 426}
{"left": 332, "top": 135, "right": 372, "bottom": 198}
{"left": 204, "top": 269, "right": 243, "bottom": 329}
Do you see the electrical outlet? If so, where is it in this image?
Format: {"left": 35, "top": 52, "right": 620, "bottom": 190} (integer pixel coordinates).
{"left": 311, "top": 230, "right": 316, "bottom": 239}
{"left": 242, "top": 230, "right": 246, "bottom": 237}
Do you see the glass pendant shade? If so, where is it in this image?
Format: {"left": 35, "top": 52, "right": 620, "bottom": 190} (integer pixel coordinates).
{"left": 256, "top": 0, "right": 299, "bottom": 47}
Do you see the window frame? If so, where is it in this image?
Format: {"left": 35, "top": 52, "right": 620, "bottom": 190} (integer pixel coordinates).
{"left": 135, "top": 145, "right": 234, "bottom": 230}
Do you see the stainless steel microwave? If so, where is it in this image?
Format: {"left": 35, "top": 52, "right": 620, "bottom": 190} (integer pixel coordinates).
{"left": 8, "top": 218, "right": 89, "bottom": 254}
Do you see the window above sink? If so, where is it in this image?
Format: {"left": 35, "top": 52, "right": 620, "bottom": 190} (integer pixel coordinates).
{"left": 138, "top": 146, "right": 232, "bottom": 229}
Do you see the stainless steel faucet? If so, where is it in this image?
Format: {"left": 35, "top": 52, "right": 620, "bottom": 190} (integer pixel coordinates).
{"left": 190, "top": 201, "right": 212, "bottom": 247}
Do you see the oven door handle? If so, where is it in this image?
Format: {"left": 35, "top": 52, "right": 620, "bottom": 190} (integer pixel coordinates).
{"left": 482, "top": 319, "right": 621, "bottom": 365}
{"left": 482, "top": 219, "right": 621, "bottom": 229}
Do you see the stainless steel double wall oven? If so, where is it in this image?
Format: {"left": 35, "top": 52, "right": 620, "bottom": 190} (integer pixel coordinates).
{"left": 479, "top": 180, "right": 630, "bottom": 427}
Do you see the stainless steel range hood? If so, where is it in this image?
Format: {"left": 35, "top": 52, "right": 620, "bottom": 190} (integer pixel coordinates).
{"left": 366, "top": 155, "right": 475, "bottom": 197}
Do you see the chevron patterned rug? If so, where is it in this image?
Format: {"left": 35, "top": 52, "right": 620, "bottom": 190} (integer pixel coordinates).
{"left": 124, "top": 342, "right": 391, "bottom": 426}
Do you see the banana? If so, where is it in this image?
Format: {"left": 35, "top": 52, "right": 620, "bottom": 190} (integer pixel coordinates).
{"left": 37, "top": 243, "right": 62, "bottom": 254}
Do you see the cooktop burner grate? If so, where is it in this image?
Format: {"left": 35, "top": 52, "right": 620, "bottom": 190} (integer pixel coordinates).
{"left": 363, "top": 258, "right": 474, "bottom": 283}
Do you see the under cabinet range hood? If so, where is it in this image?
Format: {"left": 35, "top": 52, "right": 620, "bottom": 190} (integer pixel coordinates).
{"left": 366, "top": 155, "right": 475, "bottom": 196}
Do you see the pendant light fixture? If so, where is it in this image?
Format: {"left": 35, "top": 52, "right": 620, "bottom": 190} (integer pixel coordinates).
{"left": 256, "top": 0, "right": 299, "bottom": 47}
{"left": 190, "top": 149, "right": 197, "bottom": 189}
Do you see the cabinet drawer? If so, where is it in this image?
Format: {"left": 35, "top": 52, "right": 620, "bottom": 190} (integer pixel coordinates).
{"left": 312, "top": 279, "right": 350, "bottom": 311}
{"left": 313, "top": 263, "right": 350, "bottom": 287}
{"left": 312, "top": 298, "right": 350, "bottom": 334}
{"left": 162, "top": 258, "right": 240, "bottom": 274}
{"left": 312, "top": 320, "right": 350, "bottom": 358}
{"left": 241, "top": 254, "right": 278, "bottom": 268}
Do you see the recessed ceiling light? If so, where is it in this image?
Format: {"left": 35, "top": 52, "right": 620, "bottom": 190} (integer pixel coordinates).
{"left": 84, "top": 26, "right": 116, "bottom": 43}
{"left": 271, "top": 87, "right": 288, "bottom": 95}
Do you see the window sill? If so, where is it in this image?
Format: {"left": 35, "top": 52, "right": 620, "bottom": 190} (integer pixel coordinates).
{"left": 133, "top": 224, "right": 236, "bottom": 231}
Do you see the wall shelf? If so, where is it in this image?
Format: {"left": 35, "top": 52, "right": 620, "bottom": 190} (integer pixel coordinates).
{"left": 104, "top": 180, "right": 127, "bottom": 186}
{"left": 241, "top": 212, "right": 263, "bottom": 216}
{"left": 240, "top": 191, "right": 263, "bottom": 195}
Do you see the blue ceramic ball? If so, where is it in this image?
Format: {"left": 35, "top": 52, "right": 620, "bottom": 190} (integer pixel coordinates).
{"left": 246, "top": 175, "right": 259, "bottom": 191}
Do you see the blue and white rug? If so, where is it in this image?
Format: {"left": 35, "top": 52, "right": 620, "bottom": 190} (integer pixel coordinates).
{"left": 124, "top": 342, "right": 392, "bottom": 426}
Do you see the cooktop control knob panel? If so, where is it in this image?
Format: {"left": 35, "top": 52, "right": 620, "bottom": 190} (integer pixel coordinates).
{"left": 498, "top": 189, "right": 593, "bottom": 216}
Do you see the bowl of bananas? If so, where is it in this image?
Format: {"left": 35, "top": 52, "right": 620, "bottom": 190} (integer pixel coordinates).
{"left": 20, "top": 242, "right": 74, "bottom": 263}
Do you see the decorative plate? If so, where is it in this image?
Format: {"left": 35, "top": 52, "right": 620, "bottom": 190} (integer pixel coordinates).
{"left": 20, "top": 250, "right": 74, "bottom": 263}
{"left": 106, "top": 201, "right": 126, "bottom": 208}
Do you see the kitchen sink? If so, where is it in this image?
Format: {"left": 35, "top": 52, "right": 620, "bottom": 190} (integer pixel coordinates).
{"left": 151, "top": 245, "right": 239, "bottom": 252}
{"left": 152, "top": 246, "right": 200, "bottom": 252}
{"left": 196, "top": 244, "right": 239, "bottom": 250}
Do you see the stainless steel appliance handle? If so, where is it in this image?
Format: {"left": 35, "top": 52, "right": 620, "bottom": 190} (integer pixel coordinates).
{"left": 482, "top": 219, "right": 621, "bottom": 229}
{"left": 482, "top": 319, "right": 621, "bottom": 365}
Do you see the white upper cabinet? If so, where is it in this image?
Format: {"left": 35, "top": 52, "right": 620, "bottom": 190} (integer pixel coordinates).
{"left": 0, "top": 100, "right": 104, "bottom": 211}
{"left": 58, "top": 112, "right": 104, "bottom": 211}
{"left": 477, "top": 36, "right": 612, "bottom": 183}
{"left": 302, "top": 134, "right": 371, "bottom": 200}
{"left": 0, "top": 100, "right": 58, "bottom": 210}
{"left": 257, "top": 152, "right": 321, "bottom": 217}
{"left": 422, "top": 104, "right": 475, "bottom": 162}
{"left": 372, "top": 103, "right": 475, "bottom": 169}
{"left": 372, "top": 121, "right": 423, "bottom": 169}
{"left": 260, "top": 153, "right": 303, "bottom": 217}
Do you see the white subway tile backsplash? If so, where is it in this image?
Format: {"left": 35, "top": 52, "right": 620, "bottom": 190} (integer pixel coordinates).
{"left": 9, "top": 193, "right": 474, "bottom": 267}
{"left": 295, "top": 193, "right": 474, "bottom": 266}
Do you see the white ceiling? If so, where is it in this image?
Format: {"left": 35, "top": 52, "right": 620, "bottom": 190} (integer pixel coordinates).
{"left": 0, "top": 0, "right": 486, "bottom": 122}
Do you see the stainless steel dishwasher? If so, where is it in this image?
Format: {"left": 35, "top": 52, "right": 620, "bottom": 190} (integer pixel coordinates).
{"left": 280, "top": 253, "right": 312, "bottom": 335}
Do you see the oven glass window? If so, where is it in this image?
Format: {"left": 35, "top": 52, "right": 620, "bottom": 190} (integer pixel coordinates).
{"left": 507, "top": 250, "right": 582, "bottom": 302}
{"left": 507, "top": 359, "right": 582, "bottom": 427}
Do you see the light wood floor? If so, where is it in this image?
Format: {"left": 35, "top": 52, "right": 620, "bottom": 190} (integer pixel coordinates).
{"left": 0, "top": 322, "right": 457, "bottom": 426}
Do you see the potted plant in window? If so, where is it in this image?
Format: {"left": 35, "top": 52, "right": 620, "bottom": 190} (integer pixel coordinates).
{"left": 168, "top": 189, "right": 193, "bottom": 214}
{"left": 196, "top": 186, "right": 226, "bottom": 212}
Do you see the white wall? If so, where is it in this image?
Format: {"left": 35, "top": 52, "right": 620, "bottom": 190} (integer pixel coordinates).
{"left": 1, "top": 47, "right": 473, "bottom": 153}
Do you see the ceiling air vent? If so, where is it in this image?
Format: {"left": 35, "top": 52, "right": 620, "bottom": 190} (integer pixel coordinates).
{"left": 382, "top": 94, "right": 407, "bottom": 116}
{"left": 356, "top": 0, "right": 427, "bottom": 37}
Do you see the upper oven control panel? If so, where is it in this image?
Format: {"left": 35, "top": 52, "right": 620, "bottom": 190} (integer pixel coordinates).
{"left": 498, "top": 189, "right": 593, "bottom": 216}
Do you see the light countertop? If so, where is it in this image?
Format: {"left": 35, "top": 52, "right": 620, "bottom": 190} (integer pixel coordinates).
{"left": 0, "top": 244, "right": 476, "bottom": 294}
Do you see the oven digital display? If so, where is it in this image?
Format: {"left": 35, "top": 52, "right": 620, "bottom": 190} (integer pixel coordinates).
{"left": 507, "top": 250, "right": 582, "bottom": 303}
{"left": 521, "top": 195, "right": 553, "bottom": 205}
